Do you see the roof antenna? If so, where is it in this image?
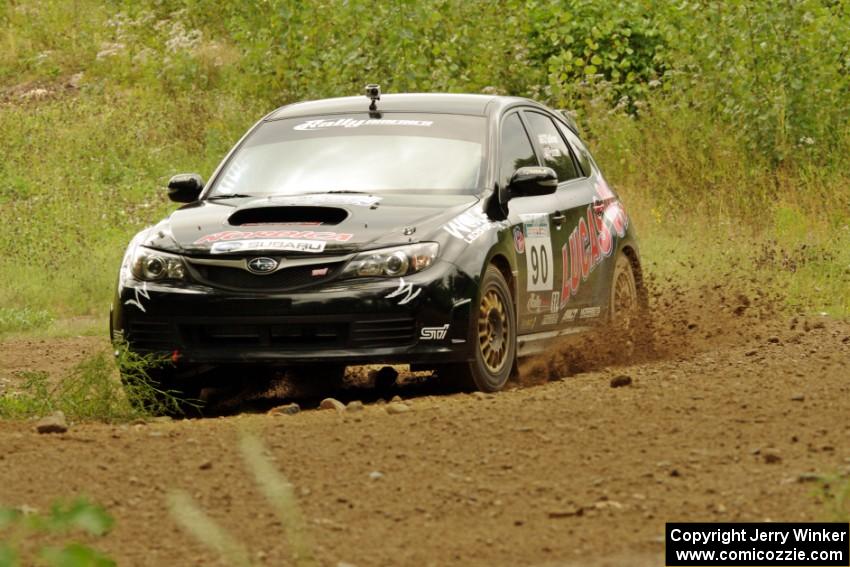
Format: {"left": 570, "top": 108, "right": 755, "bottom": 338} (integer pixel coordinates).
{"left": 365, "top": 84, "right": 381, "bottom": 115}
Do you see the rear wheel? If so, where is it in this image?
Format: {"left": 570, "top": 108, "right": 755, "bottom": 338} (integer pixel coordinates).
{"left": 610, "top": 254, "right": 638, "bottom": 328}
{"left": 609, "top": 253, "right": 647, "bottom": 358}
{"left": 449, "top": 265, "right": 516, "bottom": 392}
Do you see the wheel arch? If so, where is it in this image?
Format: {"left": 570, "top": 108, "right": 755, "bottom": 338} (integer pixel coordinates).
{"left": 487, "top": 253, "right": 516, "bottom": 305}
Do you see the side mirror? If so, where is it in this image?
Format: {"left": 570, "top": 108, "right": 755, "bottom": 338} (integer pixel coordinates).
{"left": 167, "top": 173, "right": 204, "bottom": 203}
{"left": 508, "top": 166, "right": 558, "bottom": 198}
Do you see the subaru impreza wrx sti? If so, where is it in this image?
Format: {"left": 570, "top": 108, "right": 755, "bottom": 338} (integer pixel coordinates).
{"left": 111, "top": 90, "right": 645, "bottom": 411}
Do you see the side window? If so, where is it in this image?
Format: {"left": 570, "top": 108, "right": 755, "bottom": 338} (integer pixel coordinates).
{"left": 524, "top": 112, "right": 580, "bottom": 182}
{"left": 499, "top": 113, "right": 538, "bottom": 188}
{"left": 556, "top": 121, "right": 592, "bottom": 177}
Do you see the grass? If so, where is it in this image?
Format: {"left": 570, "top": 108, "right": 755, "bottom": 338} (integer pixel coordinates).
{"left": 0, "top": 307, "right": 53, "bottom": 335}
{"left": 0, "top": 345, "right": 188, "bottom": 422}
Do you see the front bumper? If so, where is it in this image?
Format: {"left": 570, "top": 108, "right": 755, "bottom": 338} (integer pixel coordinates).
{"left": 112, "top": 260, "right": 476, "bottom": 366}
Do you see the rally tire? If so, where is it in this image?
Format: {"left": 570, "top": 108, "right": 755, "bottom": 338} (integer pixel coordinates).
{"left": 609, "top": 253, "right": 639, "bottom": 328}
{"left": 608, "top": 252, "right": 653, "bottom": 358}
{"left": 453, "top": 265, "right": 517, "bottom": 392}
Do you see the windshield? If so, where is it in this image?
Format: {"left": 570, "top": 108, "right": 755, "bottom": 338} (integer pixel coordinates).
{"left": 207, "top": 113, "right": 486, "bottom": 197}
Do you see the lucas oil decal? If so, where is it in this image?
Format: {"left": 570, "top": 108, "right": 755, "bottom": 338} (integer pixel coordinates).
{"left": 559, "top": 192, "right": 628, "bottom": 309}
{"left": 520, "top": 214, "right": 554, "bottom": 292}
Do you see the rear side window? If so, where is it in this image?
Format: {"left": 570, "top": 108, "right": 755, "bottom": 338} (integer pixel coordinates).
{"left": 556, "top": 121, "right": 593, "bottom": 177}
{"left": 524, "top": 112, "right": 580, "bottom": 182}
{"left": 498, "top": 113, "right": 538, "bottom": 189}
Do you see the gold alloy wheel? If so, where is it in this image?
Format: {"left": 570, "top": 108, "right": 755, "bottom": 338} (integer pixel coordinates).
{"left": 478, "top": 288, "right": 509, "bottom": 373}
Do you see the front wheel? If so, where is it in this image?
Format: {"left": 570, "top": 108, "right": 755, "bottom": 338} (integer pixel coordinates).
{"left": 450, "top": 265, "right": 517, "bottom": 392}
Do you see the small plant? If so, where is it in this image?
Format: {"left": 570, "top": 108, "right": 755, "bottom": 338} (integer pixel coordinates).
{"left": 113, "top": 341, "right": 200, "bottom": 417}
{"left": 816, "top": 474, "right": 850, "bottom": 522}
{"left": 168, "top": 433, "right": 317, "bottom": 567}
{"left": 0, "top": 344, "right": 192, "bottom": 421}
{"left": 0, "top": 498, "right": 115, "bottom": 567}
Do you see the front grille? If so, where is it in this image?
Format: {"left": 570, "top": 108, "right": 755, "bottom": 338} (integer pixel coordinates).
{"left": 127, "top": 320, "right": 178, "bottom": 352}
{"left": 181, "top": 321, "right": 346, "bottom": 348}
{"left": 189, "top": 262, "right": 344, "bottom": 291}
{"left": 125, "top": 315, "right": 418, "bottom": 354}
{"left": 350, "top": 318, "right": 417, "bottom": 347}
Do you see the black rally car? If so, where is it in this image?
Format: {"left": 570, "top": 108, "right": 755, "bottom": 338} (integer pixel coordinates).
{"left": 111, "top": 89, "right": 644, "bottom": 403}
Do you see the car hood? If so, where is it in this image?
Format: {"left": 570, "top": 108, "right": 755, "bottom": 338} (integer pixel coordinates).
{"left": 146, "top": 192, "right": 480, "bottom": 255}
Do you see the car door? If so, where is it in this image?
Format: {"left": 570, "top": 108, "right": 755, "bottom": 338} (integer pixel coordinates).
{"left": 498, "top": 111, "right": 565, "bottom": 334}
{"left": 523, "top": 110, "right": 603, "bottom": 326}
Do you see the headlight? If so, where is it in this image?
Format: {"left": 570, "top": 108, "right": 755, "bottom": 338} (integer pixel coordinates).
{"left": 340, "top": 243, "right": 438, "bottom": 279}
{"left": 131, "top": 247, "right": 187, "bottom": 282}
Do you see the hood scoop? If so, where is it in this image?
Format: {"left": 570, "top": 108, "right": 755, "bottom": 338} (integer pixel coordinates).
{"left": 228, "top": 206, "right": 348, "bottom": 226}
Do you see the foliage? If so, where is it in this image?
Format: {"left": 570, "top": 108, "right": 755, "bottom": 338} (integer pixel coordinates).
{"left": 661, "top": 0, "right": 850, "bottom": 165}
{"left": 526, "top": 0, "right": 667, "bottom": 112}
{"left": 0, "top": 307, "right": 53, "bottom": 335}
{"left": 0, "top": 345, "right": 190, "bottom": 421}
{"left": 0, "top": 498, "right": 115, "bottom": 567}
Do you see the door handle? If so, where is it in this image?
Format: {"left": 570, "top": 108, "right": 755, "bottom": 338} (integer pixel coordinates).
{"left": 552, "top": 212, "right": 566, "bottom": 229}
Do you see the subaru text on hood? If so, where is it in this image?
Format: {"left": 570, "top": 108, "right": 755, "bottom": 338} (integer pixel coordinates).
{"left": 111, "top": 88, "right": 646, "bottom": 414}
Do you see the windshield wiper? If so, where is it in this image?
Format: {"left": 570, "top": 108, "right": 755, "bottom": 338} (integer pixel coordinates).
{"left": 207, "top": 193, "right": 256, "bottom": 200}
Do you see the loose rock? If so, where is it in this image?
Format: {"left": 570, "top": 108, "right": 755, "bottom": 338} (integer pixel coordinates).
{"left": 385, "top": 402, "right": 411, "bottom": 415}
{"left": 548, "top": 506, "right": 583, "bottom": 518}
{"left": 346, "top": 400, "right": 364, "bottom": 412}
{"left": 790, "top": 393, "right": 805, "bottom": 402}
{"left": 610, "top": 375, "right": 632, "bottom": 388}
{"left": 369, "top": 471, "right": 384, "bottom": 481}
{"left": 35, "top": 411, "right": 68, "bottom": 434}
{"left": 268, "top": 403, "right": 300, "bottom": 416}
{"left": 763, "top": 449, "right": 782, "bottom": 464}
{"left": 319, "top": 398, "right": 346, "bottom": 413}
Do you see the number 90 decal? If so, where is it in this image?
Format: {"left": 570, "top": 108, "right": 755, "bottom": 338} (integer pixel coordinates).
{"left": 520, "top": 214, "right": 554, "bottom": 291}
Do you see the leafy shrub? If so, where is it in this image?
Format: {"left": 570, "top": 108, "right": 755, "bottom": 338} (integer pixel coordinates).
{"left": 0, "top": 498, "right": 115, "bottom": 567}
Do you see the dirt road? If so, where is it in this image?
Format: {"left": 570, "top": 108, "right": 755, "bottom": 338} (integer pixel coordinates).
{"left": 1, "top": 294, "right": 849, "bottom": 566}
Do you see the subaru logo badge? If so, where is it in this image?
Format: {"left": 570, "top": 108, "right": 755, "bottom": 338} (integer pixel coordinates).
{"left": 246, "top": 257, "right": 279, "bottom": 274}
